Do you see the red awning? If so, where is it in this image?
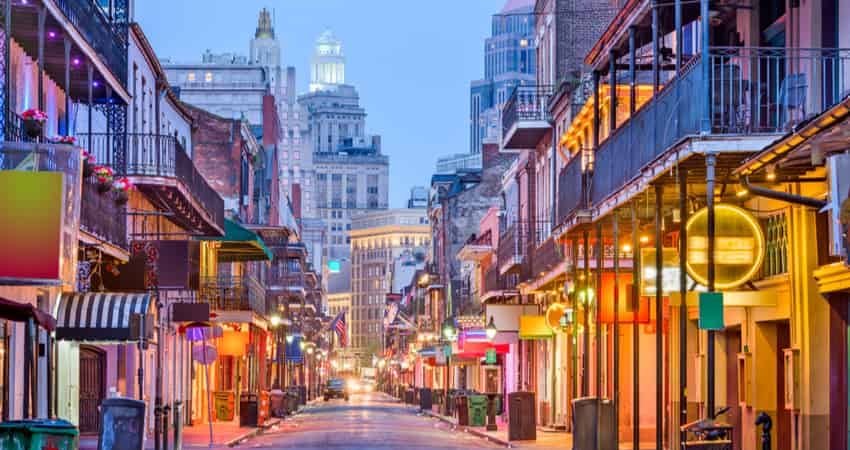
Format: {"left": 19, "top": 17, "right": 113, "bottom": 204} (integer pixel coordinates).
{"left": 0, "top": 297, "right": 56, "bottom": 331}
{"left": 457, "top": 341, "right": 509, "bottom": 358}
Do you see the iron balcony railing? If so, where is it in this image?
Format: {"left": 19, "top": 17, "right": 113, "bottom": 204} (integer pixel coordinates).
{"left": 589, "top": 46, "right": 850, "bottom": 208}
{"left": 557, "top": 152, "right": 587, "bottom": 225}
{"left": 53, "top": 0, "right": 128, "bottom": 86}
{"left": 267, "top": 271, "right": 306, "bottom": 292}
{"left": 501, "top": 85, "right": 554, "bottom": 137}
{"left": 497, "top": 222, "right": 529, "bottom": 271}
{"left": 80, "top": 175, "right": 127, "bottom": 250}
{"left": 531, "top": 236, "right": 561, "bottom": 279}
{"left": 79, "top": 133, "right": 224, "bottom": 230}
{"left": 200, "top": 275, "right": 266, "bottom": 313}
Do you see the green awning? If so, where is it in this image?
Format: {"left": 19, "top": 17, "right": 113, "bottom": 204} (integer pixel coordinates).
{"left": 199, "top": 219, "right": 273, "bottom": 262}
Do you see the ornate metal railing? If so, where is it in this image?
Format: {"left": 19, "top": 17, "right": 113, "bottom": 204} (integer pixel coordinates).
{"left": 501, "top": 84, "right": 554, "bottom": 137}
{"left": 200, "top": 275, "right": 266, "bottom": 313}
{"left": 53, "top": 0, "right": 128, "bottom": 85}
{"left": 497, "top": 222, "right": 529, "bottom": 271}
{"left": 80, "top": 175, "right": 127, "bottom": 250}
{"left": 557, "top": 153, "right": 586, "bottom": 225}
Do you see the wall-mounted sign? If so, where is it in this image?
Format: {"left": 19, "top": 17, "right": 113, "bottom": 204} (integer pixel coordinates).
{"left": 686, "top": 204, "right": 765, "bottom": 289}
{"left": 640, "top": 248, "right": 704, "bottom": 296}
{"left": 698, "top": 292, "right": 724, "bottom": 330}
{"left": 485, "top": 348, "right": 497, "bottom": 364}
{"left": 328, "top": 260, "right": 341, "bottom": 273}
{"left": 545, "top": 303, "right": 568, "bottom": 332}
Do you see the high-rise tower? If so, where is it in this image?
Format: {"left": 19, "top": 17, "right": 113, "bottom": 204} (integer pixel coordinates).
{"left": 309, "top": 30, "right": 345, "bottom": 92}
{"left": 250, "top": 8, "right": 281, "bottom": 68}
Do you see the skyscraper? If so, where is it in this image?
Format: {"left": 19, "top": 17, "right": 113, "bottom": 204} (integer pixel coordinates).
{"left": 469, "top": 0, "right": 536, "bottom": 154}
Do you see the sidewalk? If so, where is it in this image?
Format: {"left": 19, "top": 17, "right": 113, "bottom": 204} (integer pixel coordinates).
{"left": 419, "top": 407, "right": 654, "bottom": 450}
{"left": 78, "top": 418, "right": 284, "bottom": 450}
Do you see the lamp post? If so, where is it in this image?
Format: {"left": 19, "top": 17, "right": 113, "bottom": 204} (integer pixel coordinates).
{"left": 442, "top": 319, "right": 457, "bottom": 416}
{"left": 486, "top": 316, "right": 498, "bottom": 341}
{"left": 485, "top": 316, "right": 499, "bottom": 431}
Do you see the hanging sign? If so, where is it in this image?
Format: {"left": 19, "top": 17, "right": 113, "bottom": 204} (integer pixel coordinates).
{"left": 192, "top": 345, "right": 218, "bottom": 365}
{"left": 485, "top": 348, "right": 497, "bottom": 364}
{"left": 698, "top": 292, "right": 724, "bottom": 330}
{"left": 686, "top": 204, "right": 765, "bottom": 289}
{"left": 545, "top": 303, "right": 568, "bottom": 332}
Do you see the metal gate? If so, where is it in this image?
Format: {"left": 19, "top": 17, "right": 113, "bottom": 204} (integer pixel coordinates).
{"left": 79, "top": 346, "right": 106, "bottom": 433}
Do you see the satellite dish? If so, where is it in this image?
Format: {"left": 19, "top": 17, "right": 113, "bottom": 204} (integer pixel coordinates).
{"left": 192, "top": 345, "right": 217, "bottom": 365}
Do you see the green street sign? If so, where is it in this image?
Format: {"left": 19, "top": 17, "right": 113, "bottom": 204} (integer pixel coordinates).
{"left": 698, "top": 292, "right": 724, "bottom": 330}
{"left": 485, "top": 348, "right": 497, "bottom": 364}
{"left": 443, "top": 345, "right": 452, "bottom": 357}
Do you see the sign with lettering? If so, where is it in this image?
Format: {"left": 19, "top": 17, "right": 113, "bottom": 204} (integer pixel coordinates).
{"left": 686, "top": 204, "right": 765, "bottom": 289}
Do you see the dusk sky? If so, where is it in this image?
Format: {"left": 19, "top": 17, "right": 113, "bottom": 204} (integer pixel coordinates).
{"left": 136, "top": 0, "right": 505, "bottom": 208}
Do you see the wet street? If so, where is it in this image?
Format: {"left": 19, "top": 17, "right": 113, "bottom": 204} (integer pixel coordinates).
{"left": 244, "top": 393, "right": 499, "bottom": 450}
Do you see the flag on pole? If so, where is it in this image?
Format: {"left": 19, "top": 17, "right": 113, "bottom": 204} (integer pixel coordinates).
{"left": 332, "top": 310, "right": 347, "bottom": 347}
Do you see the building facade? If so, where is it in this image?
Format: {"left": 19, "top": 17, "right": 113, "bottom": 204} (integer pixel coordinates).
{"left": 349, "top": 209, "right": 430, "bottom": 360}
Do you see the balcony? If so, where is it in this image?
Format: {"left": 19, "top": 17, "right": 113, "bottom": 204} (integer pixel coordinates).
{"left": 79, "top": 175, "right": 128, "bottom": 252}
{"left": 556, "top": 151, "right": 589, "bottom": 228}
{"left": 52, "top": 0, "right": 128, "bottom": 85}
{"left": 200, "top": 275, "right": 266, "bottom": 314}
{"left": 588, "top": 47, "right": 850, "bottom": 211}
{"left": 80, "top": 133, "right": 224, "bottom": 236}
{"left": 267, "top": 271, "right": 307, "bottom": 297}
{"left": 480, "top": 265, "right": 519, "bottom": 303}
{"left": 497, "top": 222, "right": 528, "bottom": 274}
{"left": 531, "top": 237, "right": 561, "bottom": 281}
{"left": 501, "top": 85, "right": 554, "bottom": 150}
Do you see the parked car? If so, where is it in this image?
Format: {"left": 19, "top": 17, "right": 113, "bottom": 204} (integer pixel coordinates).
{"left": 324, "top": 378, "right": 349, "bottom": 401}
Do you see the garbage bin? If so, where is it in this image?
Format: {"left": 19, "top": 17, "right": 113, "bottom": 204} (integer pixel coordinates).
{"left": 455, "top": 395, "right": 469, "bottom": 426}
{"left": 239, "top": 393, "right": 259, "bottom": 427}
{"left": 508, "top": 392, "right": 536, "bottom": 441}
{"left": 270, "top": 390, "right": 286, "bottom": 417}
{"left": 98, "top": 398, "right": 146, "bottom": 450}
{"left": 297, "top": 386, "right": 307, "bottom": 406}
{"left": 419, "top": 388, "right": 433, "bottom": 412}
{"left": 0, "top": 420, "right": 78, "bottom": 450}
{"left": 284, "top": 389, "right": 299, "bottom": 415}
{"left": 571, "top": 397, "right": 616, "bottom": 450}
{"left": 468, "top": 395, "right": 488, "bottom": 427}
{"left": 213, "top": 391, "right": 235, "bottom": 421}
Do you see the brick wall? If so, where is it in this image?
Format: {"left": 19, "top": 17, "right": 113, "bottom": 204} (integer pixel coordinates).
{"left": 556, "top": 0, "right": 619, "bottom": 84}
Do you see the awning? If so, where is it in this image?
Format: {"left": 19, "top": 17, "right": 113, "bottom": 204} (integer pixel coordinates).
{"left": 0, "top": 297, "right": 56, "bottom": 331}
{"left": 518, "top": 315, "right": 553, "bottom": 340}
{"left": 55, "top": 292, "right": 152, "bottom": 341}
{"left": 455, "top": 341, "right": 510, "bottom": 358}
{"left": 199, "top": 218, "right": 273, "bottom": 262}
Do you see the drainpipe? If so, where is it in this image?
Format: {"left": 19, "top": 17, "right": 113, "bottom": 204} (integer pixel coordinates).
{"left": 741, "top": 177, "right": 827, "bottom": 209}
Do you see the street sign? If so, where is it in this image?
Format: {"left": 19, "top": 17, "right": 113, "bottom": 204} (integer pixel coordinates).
{"left": 698, "top": 292, "right": 724, "bottom": 330}
{"left": 485, "top": 348, "right": 497, "bottom": 364}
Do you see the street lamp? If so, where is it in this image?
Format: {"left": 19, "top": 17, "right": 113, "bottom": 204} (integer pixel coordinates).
{"left": 270, "top": 315, "right": 281, "bottom": 327}
{"left": 285, "top": 334, "right": 294, "bottom": 344}
{"left": 442, "top": 319, "right": 458, "bottom": 342}
{"left": 485, "top": 316, "right": 498, "bottom": 341}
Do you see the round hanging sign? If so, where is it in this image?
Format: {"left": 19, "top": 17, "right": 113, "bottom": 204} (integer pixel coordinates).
{"left": 545, "top": 303, "right": 567, "bottom": 332}
{"left": 685, "top": 204, "right": 765, "bottom": 289}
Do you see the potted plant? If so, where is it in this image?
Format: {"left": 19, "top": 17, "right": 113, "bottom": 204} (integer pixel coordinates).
{"left": 111, "top": 177, "right": 133, "bottom": 205}
{"left": 93, "top": 165, "right": 114, "bottom": 194}
{"left": 21, "top": 109, "right": 47, "bottom": 140}
{"left": 49, "top": 135, "right": 77, "bottom": 145}
{"left": 81, "top": 150, "right": 96, "bottom": 178}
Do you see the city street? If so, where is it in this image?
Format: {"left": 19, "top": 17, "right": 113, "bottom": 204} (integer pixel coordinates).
{"left": 245, "top": 393, "right": 498, "bottom": 450}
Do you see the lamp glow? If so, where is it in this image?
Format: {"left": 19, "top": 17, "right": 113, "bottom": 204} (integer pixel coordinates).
{"left": 485, "top": 316, "right": 498, "bottom": 340}
{"left": 285, "top": 334, "right": 294, "bottom": 344}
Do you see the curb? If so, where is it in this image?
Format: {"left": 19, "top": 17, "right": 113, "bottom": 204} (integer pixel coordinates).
{"left": 225, "top": 418, "right": 282, "bottom": 447}
{"left": 420, "top": 410, "right": 513, "bottom": 448}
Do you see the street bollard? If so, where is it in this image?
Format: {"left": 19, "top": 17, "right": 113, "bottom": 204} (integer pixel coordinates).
{"left": 173, "top": 401, "right": 183, "bottom": 450}
{"left": 756, "top": 411, "right": 772, "bottom": 450}
{"left": 162, "top": 405, "right": 170, "bottom": 450}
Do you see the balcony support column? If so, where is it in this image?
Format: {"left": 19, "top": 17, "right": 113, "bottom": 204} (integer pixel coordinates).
{"left": 3, "top": 0, "right": 11, "bottom": 137}
{"left": 629, "top": 27, "right": 636, "bottom": 117}
{"left": 609, "top": 50, "right": 617, "bottom": 133}
{"left": 37, "top": 7, "right": 45, "bottom": 112}
{"left": 651, "top": 0, "right": 659, "bottom": 94}
{"left": 654, "top": 183, "right": 663, "bottom": 450}
{"left": 630, "top": 202, "right": 640, "bottom": 450}
{"left": 64, "top": 38, "right": 71, "bottom": 135}
{"left": 571, "top": 238, "right": 579, "bottom": 413}
{"left": 700, "top": 0, "right": 711, "bottom": 132}
{"left": 594, "top": 221, "right": 603, "bottom": 450}
{"left": 592, "top": 71, "right": 600, "bottom": 150}
{"left": 87, "top": 62, "right": 93, "bottom": 150}
{"left": 705, "top": 153, "right": 717, "bottom": 417}
{"left": 582, "top": 230, "right": 590, "bottom": 397}
{"left": 612, "top": 212, "right": 620, "bottom": 448}
{"left": 678, "top": 169, "right": 689, "bottom": 447}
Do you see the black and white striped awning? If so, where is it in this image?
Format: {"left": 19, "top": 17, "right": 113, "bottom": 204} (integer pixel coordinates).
{"left": 55, "top": 293, "right": 152, "bottom": 342}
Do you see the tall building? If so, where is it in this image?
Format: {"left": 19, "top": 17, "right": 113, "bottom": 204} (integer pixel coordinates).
{"left": 349, "top": 209, "right": 429, "bottom": 358}
{"left": 299, "top": 31, "right": 390, "bottom": 262}
{"left": 469, "top": 0, "right": 536, "bottom": 154}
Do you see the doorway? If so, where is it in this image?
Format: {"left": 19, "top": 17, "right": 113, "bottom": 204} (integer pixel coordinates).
{"left": 79, "top": 346, "right": 106, "bottom": 434}
{"left": 725, "top": 328, "right": 742, "bottom": 450}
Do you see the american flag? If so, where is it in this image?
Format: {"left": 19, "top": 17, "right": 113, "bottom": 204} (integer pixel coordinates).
{"left": 332, "top": 311, "right": 347, "bottom": 347}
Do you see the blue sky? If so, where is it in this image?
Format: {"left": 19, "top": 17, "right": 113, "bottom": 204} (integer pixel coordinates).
{"left": 135, "top": 0, "right": 505, "bottom": 208}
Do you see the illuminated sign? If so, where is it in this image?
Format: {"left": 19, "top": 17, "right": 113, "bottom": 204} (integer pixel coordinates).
{"left": 328, "top": 260, "right": 341, "bottom": 273}
{"left": 545, "top": 303, "right": 568, "bottom": 332}
{"left": 640, "top": 248, "right": 704, "bottom": 296}
{"left": 685, "top": 204, "right": 765, "bottom": 289}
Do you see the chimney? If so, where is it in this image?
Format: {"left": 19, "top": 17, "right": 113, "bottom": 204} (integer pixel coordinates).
{"left": 482, "top": 143, "right": 500, "bottom": 169}
{"left": 291, "top": 182, "right": 302, "bottom": 221}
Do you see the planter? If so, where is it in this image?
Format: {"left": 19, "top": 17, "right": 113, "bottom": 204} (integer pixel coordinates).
{"left": 97, "top": 180, "right": 113, "bottom": 194}
{"left": 114, "top": 190, "right": 129, "bottom": 205}
{"left": 23, "top": 120, "right": 44, "bottom": 140}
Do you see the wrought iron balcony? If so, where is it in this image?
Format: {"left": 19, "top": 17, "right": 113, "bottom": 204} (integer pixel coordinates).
{"left": 556, "top": 152, "right": 588, "bottom": 227}
{"left": 79, "top": 132, "right": 224, "bottom": 235}
{"left": 53, "top": 0, "right": 128, "bottom": 85}
{"left": 501, "top": 85, "right": 554, "bottom": 150}
{"left": 200, "top": 275, "right": 266, "bottom": 313}
{"left": 80, "top": 175, "right": 127, "bottom": 251}
{"left": 267, "top": 271, "right": 306, "bottom": 294}
{"left": 497, "top": 222, "right": 529, "bottom": 274}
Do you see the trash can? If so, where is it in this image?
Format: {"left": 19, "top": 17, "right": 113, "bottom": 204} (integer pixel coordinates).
{"left": 213, "top": 391, "right": 235, "bottom": 421}
{"left": 508, "top": 392, "right": 536, "bottom": 441}
{"left": 270, "top": 390, "right": 286, "bottom": 417}
{"left": 419, "top": 388, "right": 433, "bottom": 412}
{"left": 297, "top": 386, "right": 307, "bottom": 406}
{"left": 404, "top": 389, "right": 414, "bottom": 404}
{"left": 0, "top": 420, "right": 78, "bottom": 450}
{"left": 98, "top": 398, "right": 146, "bottom": 450}
{"left": 571, "top": 397, "right": 616, "bottom": 450}
{"left": 455, "top": 395, "right": 470, "bottom": 426}
{"left": 239, "top": 393, "right": 259, "bottom": 427}
{"left": 284, "top": 389, "right": 299, "bottom": 415}
{"left": 468, "top": 395, "right": 488, "bottom": 427}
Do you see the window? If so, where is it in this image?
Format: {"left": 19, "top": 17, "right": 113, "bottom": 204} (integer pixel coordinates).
{"left": 204, "top": 72, "right": 213, "bottom": 82}
{"left": 187, "top": 72, "right": 196, "bottom": 82}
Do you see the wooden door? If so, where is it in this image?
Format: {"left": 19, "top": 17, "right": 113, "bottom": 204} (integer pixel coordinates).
{"left": 79, "top": 346, "right": 106, "bottom": 434}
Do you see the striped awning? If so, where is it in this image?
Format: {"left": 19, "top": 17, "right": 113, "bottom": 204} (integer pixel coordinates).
{"left": 55, "top": 293, "right": 152, "bottom": 342}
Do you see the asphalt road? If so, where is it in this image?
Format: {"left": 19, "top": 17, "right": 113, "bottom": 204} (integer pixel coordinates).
{"left": 242, "top": 392, "right": 500, "bottom": 449}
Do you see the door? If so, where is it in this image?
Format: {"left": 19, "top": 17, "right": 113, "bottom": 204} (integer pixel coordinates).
{"left": 79, "top": 346, "right": 106, "bottom": 434}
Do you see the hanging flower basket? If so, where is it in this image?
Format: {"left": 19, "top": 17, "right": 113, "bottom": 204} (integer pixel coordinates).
{"left": 93, "top": 165, "right": 114, "bottom": 194}
{"left": 81, "top": 150, "right": 96, "bottom": 178}
{"left": 111, "top": 177, "right": 133, "bottom": 205}
{"left": 21, "top": 109, "right": 47, "bottom": 139}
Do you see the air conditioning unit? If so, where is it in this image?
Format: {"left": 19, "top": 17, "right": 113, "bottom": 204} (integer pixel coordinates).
{"left": 783, "top": 348, "right": 801, "bottom": 410}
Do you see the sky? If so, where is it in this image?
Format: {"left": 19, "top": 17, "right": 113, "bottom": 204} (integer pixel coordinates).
{"left": 135, "top": 0, "right": 506, "bottom": 208}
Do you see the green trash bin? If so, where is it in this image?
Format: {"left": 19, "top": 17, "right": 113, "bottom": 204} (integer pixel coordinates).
{"left": 468, "top": 395, "right": 488, "bottom": 427}
{"left": 0, "top": 419, "right": 78, "bottom": 450}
